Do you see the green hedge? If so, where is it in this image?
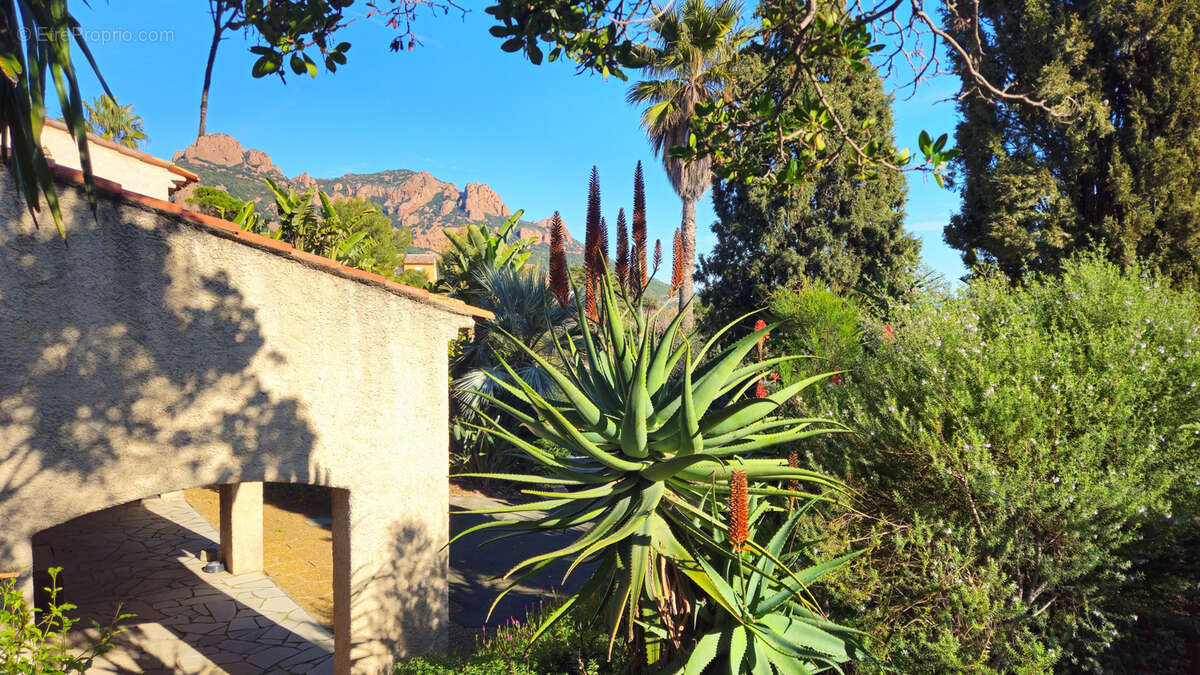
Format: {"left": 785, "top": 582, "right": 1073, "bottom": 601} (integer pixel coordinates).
{"left": 773, "top": 255, "right": 1200, "bottom": 672}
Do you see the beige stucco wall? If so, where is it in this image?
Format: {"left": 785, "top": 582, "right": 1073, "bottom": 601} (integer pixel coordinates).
{"left": 0, "top": 167, "right": 473, "bottom": 672}
{"left": 40, "top": 124, "right": 185, "bottom": 200}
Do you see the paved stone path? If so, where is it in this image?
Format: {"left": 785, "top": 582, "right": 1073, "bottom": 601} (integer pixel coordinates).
{"left": 36, "top": 495, "right": 333, "bottom": 674}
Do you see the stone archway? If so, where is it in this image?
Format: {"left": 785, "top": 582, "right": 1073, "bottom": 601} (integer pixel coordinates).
{"left": 33, "top": 487, "right": 336, "bottom": 672}
{"left": 0, "top": 165, "right": 489, "bottom": 672}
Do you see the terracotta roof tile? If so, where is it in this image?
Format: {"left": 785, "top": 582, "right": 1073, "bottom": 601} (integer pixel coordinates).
{"left": 46, "top": 163, "right": 493, "bottom": 321}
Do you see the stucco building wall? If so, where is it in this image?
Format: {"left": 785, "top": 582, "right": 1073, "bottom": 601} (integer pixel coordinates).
{"left": 0, "top": 165, "right": 480, "bottom": 672}
{"left": 40, "top": 120, "right": 195, "bottom": 200}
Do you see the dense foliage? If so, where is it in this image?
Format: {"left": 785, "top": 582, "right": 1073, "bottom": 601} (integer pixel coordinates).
{"left": 766, "top": 279, "right": 863, "bottom": 386}
{"left": 458, "top": 271, "right": 867, "bottom": 672}
{"left": 186, "top": 186, "right": 251, "bottom": 221}
{"left": 438, "top": 212, "right": 535, "bottom": 303}
{"left": 773, "top": 255, "right": 1200, "bottom": 671}
{"left": 945, "top": 0, "right": 1200, "bottom": 287}
{"left": 698, "top": 43, "right": 918, "bottom": 334}
{"left": 83, "top": 95, "right": 146, "bottom": 149}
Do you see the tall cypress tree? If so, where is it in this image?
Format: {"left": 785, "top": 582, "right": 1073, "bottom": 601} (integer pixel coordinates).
{"left": 944, "top": 1, "right": 1200, "bottom": 286}
{"left": 697, "top": 45, "right": 918, "bottom": 332}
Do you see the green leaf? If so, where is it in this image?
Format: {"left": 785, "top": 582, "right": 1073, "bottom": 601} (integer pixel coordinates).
{"left": 761, "top": 613, "right": 847, "bottom": 658}
{"left": 252, "top": 54, "right": 278, "bottom": 78}
{"left": 684, "top": 631, "right": 722, "bottom": 675}
{"left": 728, "top": 625, "right": 749, "bottom": 673}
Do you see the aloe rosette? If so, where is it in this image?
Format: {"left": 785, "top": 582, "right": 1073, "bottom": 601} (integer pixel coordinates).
{"left": 453, "top": 271, "right": 855, "bottom": 667}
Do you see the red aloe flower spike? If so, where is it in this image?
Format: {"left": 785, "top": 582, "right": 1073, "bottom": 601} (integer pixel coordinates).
{"left": 548, "top": 211, "right": 569, "bottom": 308}
{"left": 754, "top": 381, "right": 767, "bottom": 399}
{"left": 729, "top": 470, "right": 749, "bottom": 551}
{"left": 632, "top": 161, "right": 647, "bottom": 290}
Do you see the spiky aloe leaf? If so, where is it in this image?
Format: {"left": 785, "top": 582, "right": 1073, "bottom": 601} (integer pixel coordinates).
{"left": 459, "top": 271, "right": 854, "bottom": 663}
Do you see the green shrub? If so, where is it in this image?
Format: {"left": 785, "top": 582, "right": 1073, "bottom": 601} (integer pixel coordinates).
{"left": 394, "top": 596, "right": 628, "bottom": 675}
{"left": 786, "top": 255, "right": 1200, "bottom": 672}
{"left": 769, "top": 278, "right": 863, "bottom": 383}
{"left": 1, "top": 568, "right": 131, "bottom": 673}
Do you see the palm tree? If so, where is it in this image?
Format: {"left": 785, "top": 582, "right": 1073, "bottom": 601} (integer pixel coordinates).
{"left": 84, "top": 95, "right": 147, "bottom": 149}
{"left": 627, "top": 0, "right": 744, "bottom": 325}
{"left": 450, "top": 266, "right": 573, "bottom": 472}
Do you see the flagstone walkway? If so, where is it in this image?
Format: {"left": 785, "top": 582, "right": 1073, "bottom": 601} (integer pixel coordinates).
{"left": 36, "top": 494, "right": 333, "bottom": 674}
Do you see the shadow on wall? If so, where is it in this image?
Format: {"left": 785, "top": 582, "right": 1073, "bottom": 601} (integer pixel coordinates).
{"left": 351, "top": 520, "right": 446, "bottom": 669}
{"left": 0, "top": 194, "right": 318, "bottom": 563}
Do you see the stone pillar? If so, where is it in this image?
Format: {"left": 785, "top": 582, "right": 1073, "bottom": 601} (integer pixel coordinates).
{"left": 219, "top": 481, "right": 263, "bottom": 575}
{"left": 331, "top": 488, "right": 448, "bottom": 674}
{"left": 332, "top": 488, "right": 352, "bottom": 674}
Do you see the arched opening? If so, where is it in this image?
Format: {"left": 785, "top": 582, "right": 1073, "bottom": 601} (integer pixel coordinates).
{"left": 31, "top": 483, "right": 343, "bottom": 673}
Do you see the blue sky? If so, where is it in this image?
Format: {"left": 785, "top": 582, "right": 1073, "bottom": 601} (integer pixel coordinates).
{"left": 67, "top": 1, "right": 966, "bottom": 283}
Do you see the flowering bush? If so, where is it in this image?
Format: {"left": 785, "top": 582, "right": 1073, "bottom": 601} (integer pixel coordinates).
{"left": 789, "top": 255, "right": 1200, "bottom": 671}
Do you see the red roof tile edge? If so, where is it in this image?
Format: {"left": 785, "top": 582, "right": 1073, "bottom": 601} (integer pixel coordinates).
{"left": 47, "top": 163, "right": 493, "bottom": 321}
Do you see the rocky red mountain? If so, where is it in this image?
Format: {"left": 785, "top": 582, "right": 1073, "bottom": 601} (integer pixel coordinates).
{"left": 172, "top": 134, "right": 583, "bottom": 256}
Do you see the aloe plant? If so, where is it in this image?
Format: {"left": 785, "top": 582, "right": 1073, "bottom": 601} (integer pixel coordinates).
{"left": 455, "top": 270, "right": 858, "bottom": 669}
{"left": 681, "top": 496, "right": 867, "bottom": 674}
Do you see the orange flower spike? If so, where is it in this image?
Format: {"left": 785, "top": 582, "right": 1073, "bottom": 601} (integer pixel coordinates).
{"left": 729, "top": 470, "right": 750, "bottom": 552}
{"left": 754, "top": 381, "right": 768, "bottom": 399}
{"left": 754, "top": 318, "right": 769, "bottom": 359}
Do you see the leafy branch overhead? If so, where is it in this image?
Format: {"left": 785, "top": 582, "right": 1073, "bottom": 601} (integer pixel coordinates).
{"left": 234, "top": 0, "right": 1056, "bottom": 189}
{"left": 481, "top": 1, "right": 1063, "bottom": 187}
{"left": 2, "top": 0, "right": 1065, "bottom": 235}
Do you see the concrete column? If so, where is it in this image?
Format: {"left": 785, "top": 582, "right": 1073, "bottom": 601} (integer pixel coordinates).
{"left": 219, "top": 481, "right": 263, "bottom": 575}
{"left": 332, "top": 487, "right": 448, "bottom": 674}
{"left": 332, "top": 488, "right": 352, "bottom": 674}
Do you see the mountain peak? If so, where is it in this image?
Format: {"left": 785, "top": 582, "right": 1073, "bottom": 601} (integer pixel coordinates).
{"left": 171, "top": 134, "right": 581, "bottom": 257}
